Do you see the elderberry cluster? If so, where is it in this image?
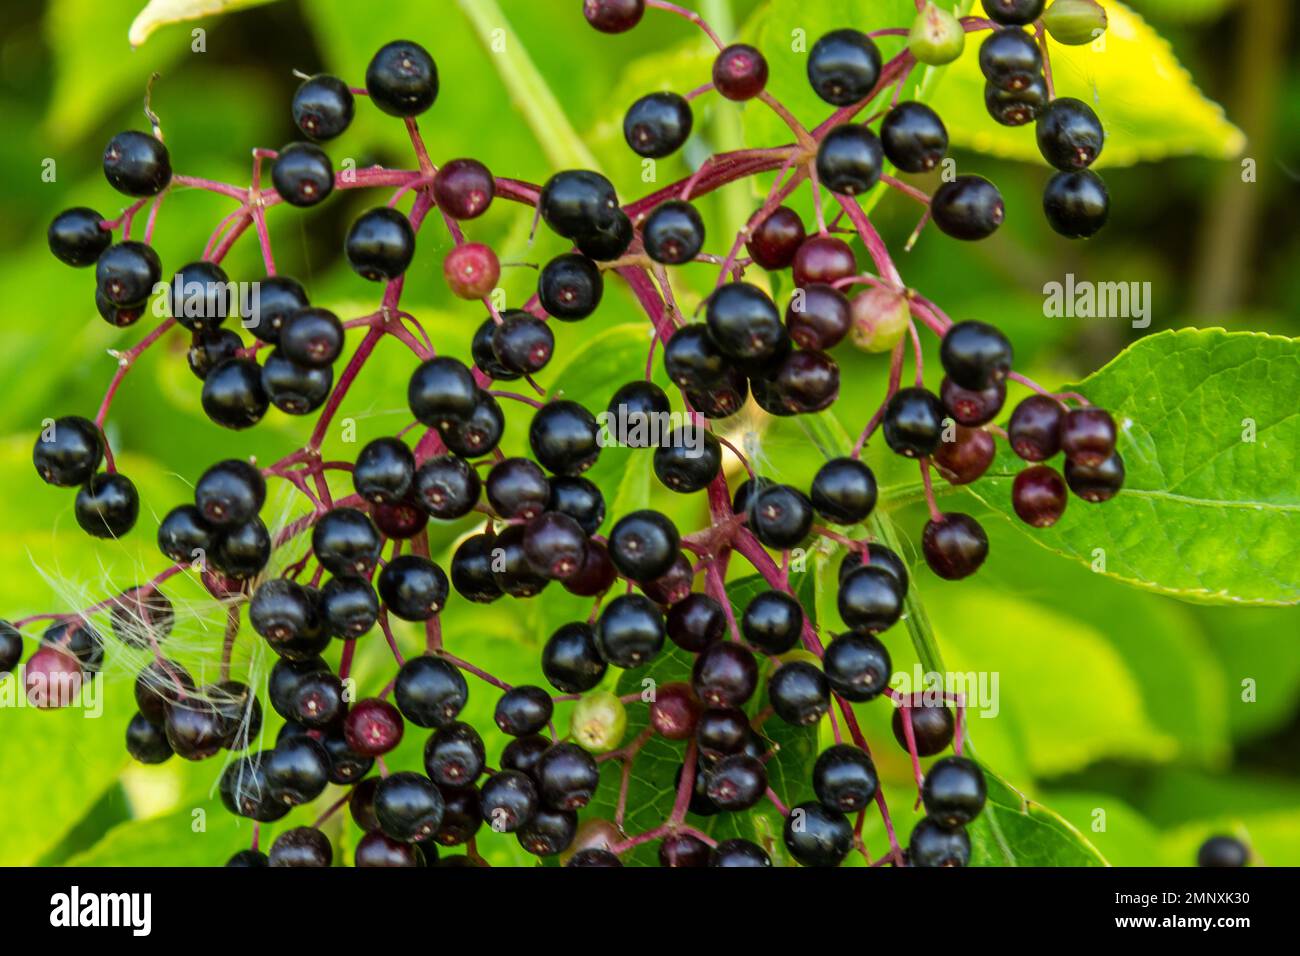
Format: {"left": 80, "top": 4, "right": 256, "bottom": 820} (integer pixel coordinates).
{"left": 8, "top": 0, "right": 1128, "bottom": 868}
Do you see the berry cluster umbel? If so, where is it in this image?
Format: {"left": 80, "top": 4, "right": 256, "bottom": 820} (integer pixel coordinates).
{"left": 12, "top": 0, "right": 1130, "bottom": 868}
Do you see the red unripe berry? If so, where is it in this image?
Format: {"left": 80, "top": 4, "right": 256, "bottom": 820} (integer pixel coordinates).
{"left": 24, "top": 646, "right": 84, "bottom": 709}
{"left": 792, "top": 235, "right": 857, "bottom": 287}
{"left": 713, "top": 44, "right": 769, "bottom": 101}
{"left": 344, "top": 697, "right": 405, "bottom": 756}
{"left": 443, "top": 243, "right": 500, "bottom": 300}
{"left": 433, "top": 158, "right": 495, "bottom": 220}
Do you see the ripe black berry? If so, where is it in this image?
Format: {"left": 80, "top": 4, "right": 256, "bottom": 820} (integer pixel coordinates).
{"left": 807, "top": 29, "right": 881, "bottom": 106}
{"left": 480, "top": 769, "right": 539, "bottom": 833}
{"left": 352, "top": 437, "right": 415, "bottom": 505}
{"left": 375, "top": 771, "right": 444, "bottom": 843}
{"left": 713, "top": 43, "right": 768, "bottom": 101}
{"left": 1008, "top": 394, "right": 1064, "bottom": 461}
{"left": 922, "top": 513, "right": 989, "bottom": 579}
{"left": 659, "top": 832, "right": 709, "bottom": 867}
{"left": 985, "top": 75, "right": 1048, "bottom": 126}
{"left": 346, "top": 207, "right": 416, "bottom": 280}
{"left": 665, "top": 593, "right": 724, "bottom": 653}
{"left": 823, "top": 631, "right": 892, "bottom": 701}
{"left": 292, "top": 74, "right": 354, "bottom": 141}
{"left": 518, "top": 808, "right": 578, "bottom": 857}
{"left": 529, "top": 400, "right": 599, "bottom": 474}
{"left": 1060, "top": 407, "right": 1117, "bottom": 467}
{"left": 941, "top": 375, "right": 1005, "bottom": 426}
{"left": 596, "top": 593, "right": 665, "bottom": 667}
{"left": 643, "top": 200, "right": 705, "bottom": 265}
{"left": 1012, "top": 464, "right": 1068, "bottom": 527}
{"left": 653, "top": 427, "right": 721, "bottom": 494}
{"left": 539, "top": 170, "right": 620, "bottom": 240}
{"left": 883, "top": 387, "right": 945, "bottom": 458}
{"left": 312, "top": 507, "right": 382, "bottom": 577}
{"left": 220, "top": 754, "right": 288, "bottom": 821}
{"left": 265, "top": 735, "right": 330, "bottom": 806}
{"left": 931, "top": 175, "right": 1004, "bottom": 240}
{"left": 201, "top": 358, "right": 270, "bottom": 429}
{"left": 538, "top": 253, "right": 603, "bottom": 319}
{"left": 103, "top": 130, "right": 171, "bottom": 196}
{"left": 706, "top": 753, "right": 767, "bottom": 811}
{"left": 195, "top": 459, "right": 265, "bottom": 528}
{"left": 749, "top": 483, "right": 814, "bottom": 549}
{"left": 547, "top": 476, "right": 605, "bottom": 534}
{"left": 696, "top": 707, "right": 749, "bottom": 756}
{"left": 188, "top": 329, "right": 243, "bottom": 379}
{"left": 73, "top": 472, "right": 138, "bottom": 539}
{"left": 169, "top": 261, "right": 231, "bottom": 331}
{"left": 535, "top": 742, "right": 599, "bottom": 811}
{"left": 741, "top": 592, "right": 803, "bottom": 655}
{"left": 492, "top": 312, "right": 554, "bottom": 375}
{"left": 811, "top": 457, "right": 878, "bottom": 524}
{"left": 814, "top": 744, "right": 879, "bottom": 812}
{"left": 320, "top": 731, "right": 375, "bottom": 784}
{"left": 272, "top": 142, "right": 334, "bottom": 207}
{"left": 979, "top": 28, "right": 1042, "bottom": 90}
{"left": 838, "top": 565, "right": 904, "bottom": 633}
{"left": 48, "top": 207, "right": 110, "bottom": 267}
{"left": 440, "top": 390, "right": 505, "bottom": 457}
{"left": 110, "top": 585, "right": 173, "bottom": 648}
{"left": 280, "top": 308, "right": 344, "bottom": 368}
{"left": 96, "top": 241, "right": 161, "bottom": 306}
{"left": 126, "top": 712, "right": 173, "bottom": 764}
{"left": 378, "top": 554, "right": 448, "bottom": 621}
{"left": 411, "top": 455, "right": 478, "bottom": 520}
{"left": 541, "top": 622, "right": 607, "bottom": 693}
{"left": 356, "top": 831, "right": 425, "bottom": 867}
{"left": 263, "top": 351, "right": 332, "bottom": 414}
{"left": 706, "top": 282, "right": 787, "bottom": 365}
{"left": 395, "top": 655, "right": 467, "bottom": 728}
{"left": 408, "top": 355, "right": 478, "bottom": 428}
{"left": 768, "top": 661, "right": 830, "bottom": 726}
{"left": 941, "top": 320, "right": 1014, "bottom": 391}
{"left": 164, "top": 700, "right": 226, "bottom": 760}
{"left": 584, "top": 0, "right": 644, "bottom": 33}
{"left": 212, "top": 517, "right": 271, "bottom": 579}
{"left": 692, "top": 641, "right": 758, "bottom": 708}
{"left": 576, "top": 208, "right": 634, "bottom": 260}
{"left": 935, "top": 424, "right": 995, "bottom": 485}
{"left": 624, "top": 92, "right": 693, "bottom": 158}
{"left": 892, "top": 694, "right": 955, "bottom": 755}
{"left": 784, "top": 801, "right": 853, "bottom": 867}
{"left": 1064, "top": 451, "right": 1125, "bottom": 502}
{"left": 816, "top": 124, "right": 884, "bottom": 196}
{"left": 424, "top": 721, "right": 486, "bottom": 786}
{"left": 495, "top": 685, "right": 554, "bottom": 737}
{"left": 450, "top": 532, "right": 504, "bottom": 604}
{"left": 156, "top": 505, "right": 215, "bottom": 564}
{"left": 33, "top": 416, "right": 102, "bottom": 487}
{"left": 490, "top": 524, "right": 550, "bottom": 598}
{"left": 1043, "top": 169, "right": 1109, "bottom": 238}
{"left": 922, "top": 756, "right": 987, "bottom": 826}
{"left": 366, "top": 40, "right": 438, "bottom": 116}
{"left": 319, "top": 576, "right": 379, "bottom": 639}
{"left": 663, "top": 324, "right": 727, "bottom": 390}
{"left": 908, "top": 817, "right": 970, "bottom": 867}
{"left": 486, "top": 457, "right": 549, "bottom": 520}
{"left": 1197, "top": 835, "right": 1249, "bottom": 868}
{"left": 982, "top": 0, "right": 1046, "bottom": 27}
{"left": 709, "top": 838, "right": 771, "bottom": 867}
{"left": 245, "top": 275, "right": 309, "bottom": 344}
{"left": 523, "top": 512, "right": 589, "bottom": 580}
{"left": 747, "top": 206, "right": 805, "bottom": 270}
{"left": 880, "top": 101, "right": 948, "bottom": 173}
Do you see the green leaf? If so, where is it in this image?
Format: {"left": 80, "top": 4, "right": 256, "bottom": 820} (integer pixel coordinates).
{"left": 968, "top": 768, "right": 1109, "bottom": 866}
{"left": 970, "top": 329, "right": 1300, "bottom": 606}
{"left": 929, "top": 2, "right": 1245, "bottom": 166}
{"left": 128, "top": 0, "right": 277, "bottom": 47}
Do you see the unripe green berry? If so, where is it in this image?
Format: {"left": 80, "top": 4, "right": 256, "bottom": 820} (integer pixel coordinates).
{"left": 570, "top": 690, "right": 628, "bottom": 752}
{"left": 850, "top": 288, "right": 911, "bottom": 353}
{"left": 909, "top": 2, "right": 966, "bottom": 66}
{"left": 1042, "top": 0, "right": 1108, "bottom": 46}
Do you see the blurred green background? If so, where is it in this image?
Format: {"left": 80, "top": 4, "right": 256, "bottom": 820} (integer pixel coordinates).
{"left": 0, "top": 0, "right": 1295, "bottom": 867}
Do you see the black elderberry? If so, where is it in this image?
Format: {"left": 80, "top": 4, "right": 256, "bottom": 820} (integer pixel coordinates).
{"left": 96, "top": 241, "right": 161, "bottom": 307}
{"left": 784, "top": 801, "right": 853, "bottom": 867}
{"left": 33, "top": 416, "right": 102, "bottom": 488}
{"left": 451, "top": 533, "right": 504, "bottom": 604}
{"left": 355, "top": 831, "right": 425, "bottom": 867}
{"left": 195, "top": 459, "right": 265, "bottom": 528}
{"left": 741, "top": 591, "right": 803, "bottom": 655}
{"left": 48, "top": 207, "right": 110, "bottom": 267}
{"left": 985, "top": 75, "right": 1048, "bottom": 126}
{"left": 748, "top": 483, "right": 814, "bottom": 549}
{"left": 439, "top": 390, "right": 505, "bottom": 458}
{"left": 517, "top": 808, "right": 578, "bottom": 857}
{"left": 424, "top": 721, "right": 487, "bottom": 787}
{"left": 245, "top": 275, "right": 309, "bottom": 344}
{"left": 941, "top": 375, "right": 1006, "bottom": 427}
{"left": 880, "top": 101, "right": 949, "bottom": 173}
{"left": 201, "top": 358, "right": 270, "bottom": 430}
{"left": 279, "top": 307, "right": 344, "bottom": 367}
{"left": 188, "top": 329, "right": 243, "bottom": 380}
{"left": 378, "top": 554, "right": 448, "bottom": 621}
{"left": 624, "top": 92, "right": 693, "bottom": 158}
{"left": 768, "top": 661, "right": 831, "bottom": 726}
{"left": 535, "top": 743, "right": 600, "bottom": 811}
{"left": 922, "top": 756, "right": 988, "bottom": 827}
{"left": 653, "top": 427, "right": 721, "bottom": 493}
{"left": 366, "top": 40, "right": 438, "bottom": 116}
{"left": 547, "top": 475, "right": 605, "bottom": 535}
{"left": 1008, "top": 394, "right": 1064, "bottom": 461}
{"left": 982, "top": 0, "right": 1045, "bottom": 27}
{"left": 979, "top": 28, "right": 1042, "bottom": 91}
{"left": 1060, "top": 407, "right": 1117, "bottom": 467}
{"left": 266, "top": 735, "right": 330, "bottom": 806}
{"left": 529, "top": 400, "right": 599, "bottom": 475}
{"left": 1043, "top": 168, "right": 1109, "bottom": 239}
{"left": 1064, "top": 451, "right": 1125, "bottom": 502}
{"left": 706, "top": 282, "right": 787, "bottom": 366}
{"left": 126, "top": 712, "right": 173, "bottom": 764}
{"left": 103, "top": 130, "right": 171, "bottom": 196}
{"left": 883, "top": 386, "right": 946, "bottom": 457}
{"left": 692, "top": 642, "right": 758, "bottom": 708}
{"left": 608, "top": 509, "right": 681, "bottom": 582}
{"left": 272, "top": 142, "right": 335, "bottom": 207}
{"left": 538, "top": 253, "right": 603, "bottom": 320}
{"left": 486, "top": 457, "right": 550, "bottom": 520}
{"left": 408, "top": 355, "right": 478, "bottom": 427}
{"left": 480, "top": 769, "right": 539, "bottom": 832}
{"left": 785, "top": 283, "right": 851, "bottom": 351}
{"left": 541, "top": 622, "right": 607, "bottom": 693}
{"left": 940, "top": 320, "right": 1014, "bottom": 391}
{"left": 434, "top": 158, "right": 496, "bottom": 220}
{"left": 922, "top": 512, "right": 989, "bottom": 580}
{"left": 576, "top": 208, "right": 634, "bottom": 260}
{"left": 666, "top": 593, "right": 725, "bottom": 653}
{"left": 375, "top": 771, "right": 444, "bottom": 843}
{"left": 319, "top": 576, "right": 379, "bottom": 639}
{"left": 346, "top": 206, "right": 416, "bottom": 280}
{"left": 1012, "top": 464, "right": 1068, "bottom": 527}
{"left": 522, "top": 511, "right": 588, "bottom": 580}
{"left": 311, "top": 507, "right": 382, "bottom": 577}
{"left": 807, "top": 29, "right": 881, "bottom": 106}
{"left": 490, "top": 524, "right": 550, "bottom": 598}
{"left": 263, "top": 350, "right": 332, "bottom": 415}
{"left": 931, "top": 175, "right": 1004, "bottom": 240}
{"left": 814, "top": 744, "right": 879, "bottom": 812}
{"left": 709, "top": 838, "right": 771, "bottom": 867}
{"left": 643, "top": 200, "right": 705, "bottom": 265}
{"left": 816, "top": 124, "right": 884, "bottom": 196}
{"left": 292, "top": 73, "right": 354, "bottom": 141}
{"left": 811, "top": 457, "right": 877, "bottom": 524}
{"left": 596, "top": 594, "right": 665, "bottom": 668}
{"left": 705, "top": 753, "right": 767, "bottom": 811}
{"left": 909, "top": 817, "right": 970, "bottom": 867}
{"left": 663, "top": 324, "right": 727, "bottom": 391}
{"left": 539, "top": 169, "right": 620, "bottom": 240}
{"left": 414, "top": 454, "right": 480, "bottom": 519}
{"left": 395, "top": 656, "right": 468, "bottom": 729}
{"left": 1198, "top": 835, "right": 1250, "bottom": 868}
{"left": 823, "top": 631, "right": 892, "bottom": 701}
{"left": 491, "top": 312, "right": 554, "bottom": 375}
{"left": 494, "top": 686, "right": 554, "bottom": 737}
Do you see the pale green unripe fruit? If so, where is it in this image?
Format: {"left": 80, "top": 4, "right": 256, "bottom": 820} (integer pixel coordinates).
{"left": 851, "top": 287, "right": 911, "bottom": 353}
{"left": 1043, "top": 0, "right": 1108, "bottom": 46}
{"left": 909, "top": 2, "right": 966, "bottom": 66}
{"left": 570, "top": 690, "right": 628, "bottom": 752}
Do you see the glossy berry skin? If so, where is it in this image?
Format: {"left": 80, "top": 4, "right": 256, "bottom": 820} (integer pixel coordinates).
{"left": 690, "top": 366, "right": 750, "bottom": 415}
{"left": 271, "top": 142, "right": 334, "bottom": 207}
{"left": 262, "top": 351, "right": 332, "bottom": 415}
{"left": 450, "top": 532, "right": 504, "bottom": 604}
{"left": 375, "top": 771, "right": 444, "bottom": 843}
{"left": 941, "top": 375, "right": 1005, "bottom": 427}
{"left": 893, "top": 695, "right": 955, "bottom": 755}
{"left": 212, "top": 517, "right": 272, "bottom": 580}
{"left": 922, "top": 513, "right": 989, "bottom": 580}
{"left": 48, "top": 207, "right": 110, "bottom": 267}
{"left": 982, "top": 0, "right": 1046, "bottom": 27}
{"left": 749, "top": 483, "right": 814, "bottom": 549}
{"left": 269, "top": 826, "right": 334, "bottom": 868}
{"left": 768, "top": 662, "right": 831, "bottom": 726}
{"left": 346, "top": 206, "right": 415, "bottom": 280}
{"left": 883, "top": 387, "right": 946, "bottom": 458}
{"left": 643, "top": 201, "right": 705, "bottom": 265}
{"left": 494, "top": 686, "right": 554, "bottom": 738}
{"left": 220, "top": 756, "right": 288, "bottom": 821}
{"left": 649, "top": 682, "right": 700, "bottom": 741}
{"left": 96, "top": 241, "right": 161, "bottom": 307}
{"left": 932, "top": 175, "right": 1005, "bottom": 240}
{"left": 479, "top": 769, "right": 539, "bottom": 833}
{"left": 539, "top": 253, "right": 603, "bottom": 319}
{"left": 370, "top": 494, "right": 429, "bottom": 541}
{"left": 378, "top": 555, "right": 448, "bottom": 621}
{"left": 838, "top": 565, "right": 904, "bottom": 633}
{"left": 412, "top": 456, "right": 478, "bottom": 522}
{"left": 692, "top": 642, "right": 758, "bottom": 708}
{"left": 265, "top": 735, "right": 330, "bottom": 806}
{"left": 663, "top": 324, "right": 726, "bottom": 390}
{"left": 547, "top": 476, "right": 605, "bottom": 535}
{"left": 979, "top": 27, "right": 1042, "bottom": 91}
{"left": 1008, "top": 395, "right": 1064, "bottom": 461}
{"left": 775, "top": 348, "right": 837, "bottom": 411}
{"left": 1060, "top": 407, "right": 1117, "bottom": 467}
{"left": 344, "top": 698, "right": 404, "bottom": 757}
{"left": 653, "top": 429, "right": 721, "bottom": 494}
{"left": 355, "top": 831, "right": 425, "bottom": 868}
{"left": 576, "top": 208, "right": 633, "bottom": 261}
{"left": 1012, "top": 464, "right": 1068, "bottom": 527}
{"left": 245, "top": 275, "right": 309, "bottom": 344}
{"left": 103, "top": 130, "right": 171, "bottom": 196}
{"left": 188, "top": 329, "right": 243, "bottom": 379}
{"left": 922, "top": 756, "right": 987, "bottom": 826}
{"left": 741, "top": 592, "right": 803, "bottom": 655}
{"left": 1065, "top": 451, "right": 1125, "bottom": 502}
{"left": 909, "top": 817, "right": 970, "bottom": 867}
{"left": 394, "top": 655, "right": 467, "bottom": 729}
{"left": 75, "top": 472, "right": 139, "bottom": 539}
{"left": 561, "top": 545, "right": 614, "bottom": 599}
{"left": 709, "top": 838, "right": 771, "bottom": 867}
{"left": 746, "top": 206, "right": 805, "bottom": 270}
{"left": 880, "top": 101, "right": 948, "bottom": 173}
{"left": 195, "top": 459, "right": 265, "bottom": 528}
{"left": 538, "top": 170, "right": 619, "bottom": 240}
{"left": 292, "top": 74, "right": 353, "bottom": 141}
{"left": 934, "top": 425, "right": 996, "bottom": 485}
{"left": 353, "top": 437, "right": 415, "bottom": 504}
{"left": 440, "top": 391, "right": 504, "bottom": 458}
{"left": 807, "top": 29, "right": 882, "bottom": 106}
{"left": 408, "top": 356, "right": 478, "bottom": 428}
{"left": 596, "top": 594, "right": 665, "bottom": 668}
{"left": 533, "top": 401, "right": 601, "bottom": 476}
{"left": 424, "top": 721, "right": 486, "bottom": 787}
{"left": 792, "top": 235, "right": 857, "bottom": 287}
{"left": 226, "top": 850, "right": 269, "bottom": 867}
{"left": 666, "top": 593, "right": 725, "bottom": 653}
{"left": 535, "top": 743, "right": 600, "bottom": 811}
{"left": 1043, "top": 169, "right": 1109, "bottom": 239}
{"left": 443, "top": 243, "right": 499, "bottom": 300}
{"left": 811, "top": 457, "right": 878, "bottom": 524}
{"left": 784, "top": 801, "right": 853, "bottom": 867}
{"left": 156, "top": 505, "right": 215, "bottom": 564}
{"left": 169, "top": 261, "right": 231, "bottom": 331}
{"left": 985, "top": 75, "right": 1048, "bottom": 126}
{"left": 706, "top": 282, "right": 787, "bottom": 365}
{"left": 366, "top": 40, "right": 438, "bottom": 116}
{"left": 433, "top": 158, "right": 495, "bottom": 219}
{"left": 312, "top": 508, "right": 382, "bottom": 577}
{"left": 659, "top": 832, "right": 710, "bottom": 867}
{"left": 522, "top": 511, "right": 588, "bottom": 580}
{"left": 823, "top": 631, "right": 892, "bottom": 702}
{"left": 695, "top": 707, "right": 750, "bottom": 757}
{"left": 1198, "top": 835, "right": 1249, "bottom": 868}
{"left": 814, "top": 744, "right": 879, "bottom": 812}
{"left": 33, "top": 416, "right": 102, "bottom": 487}
{"left": 816, "top": 124, "right": 883, "bottom": 196}
{"left": 492, "top": 313, "right": 554, "bottom": 376}
{"left": 706, "top": 754, "right": 767, "bottom": 811}
{"left": 640, "top": 553, "right": 693, "bottom": 605}
{"left": 201, "top": 358, "right": 269, "bottom": 429}
{"left": 319, "top": 577, "right": 378, "bottom": 639}
{"left": 490, "top": 524, "right": 550, "bottom": 598}
{"left": 941, "top": 321, "right": 1014, "bottom": 392}
{"left": 624, "top": 92, "right": 693, "bottom": 158}
{"left": 786, "top": 284, "right": 851, "bottom": 351}
{"left": 542, "top": 622, "right": 607, "bottom": 693}
{"left": 518, "top": 808, "right": 578, "bottom": 857}
{"left": 713, "top": 43, "right": 768, "bottom": 101}
{"left": 584, "top": 0, "right": 644, "bottom": 33}
{"left": 125, "top": 712, "right": 173, "bottom": 764}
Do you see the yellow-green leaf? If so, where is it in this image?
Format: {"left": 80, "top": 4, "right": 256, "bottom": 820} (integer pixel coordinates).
{"left": 129, "top": 0, "right": 277, "bottom": 47}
